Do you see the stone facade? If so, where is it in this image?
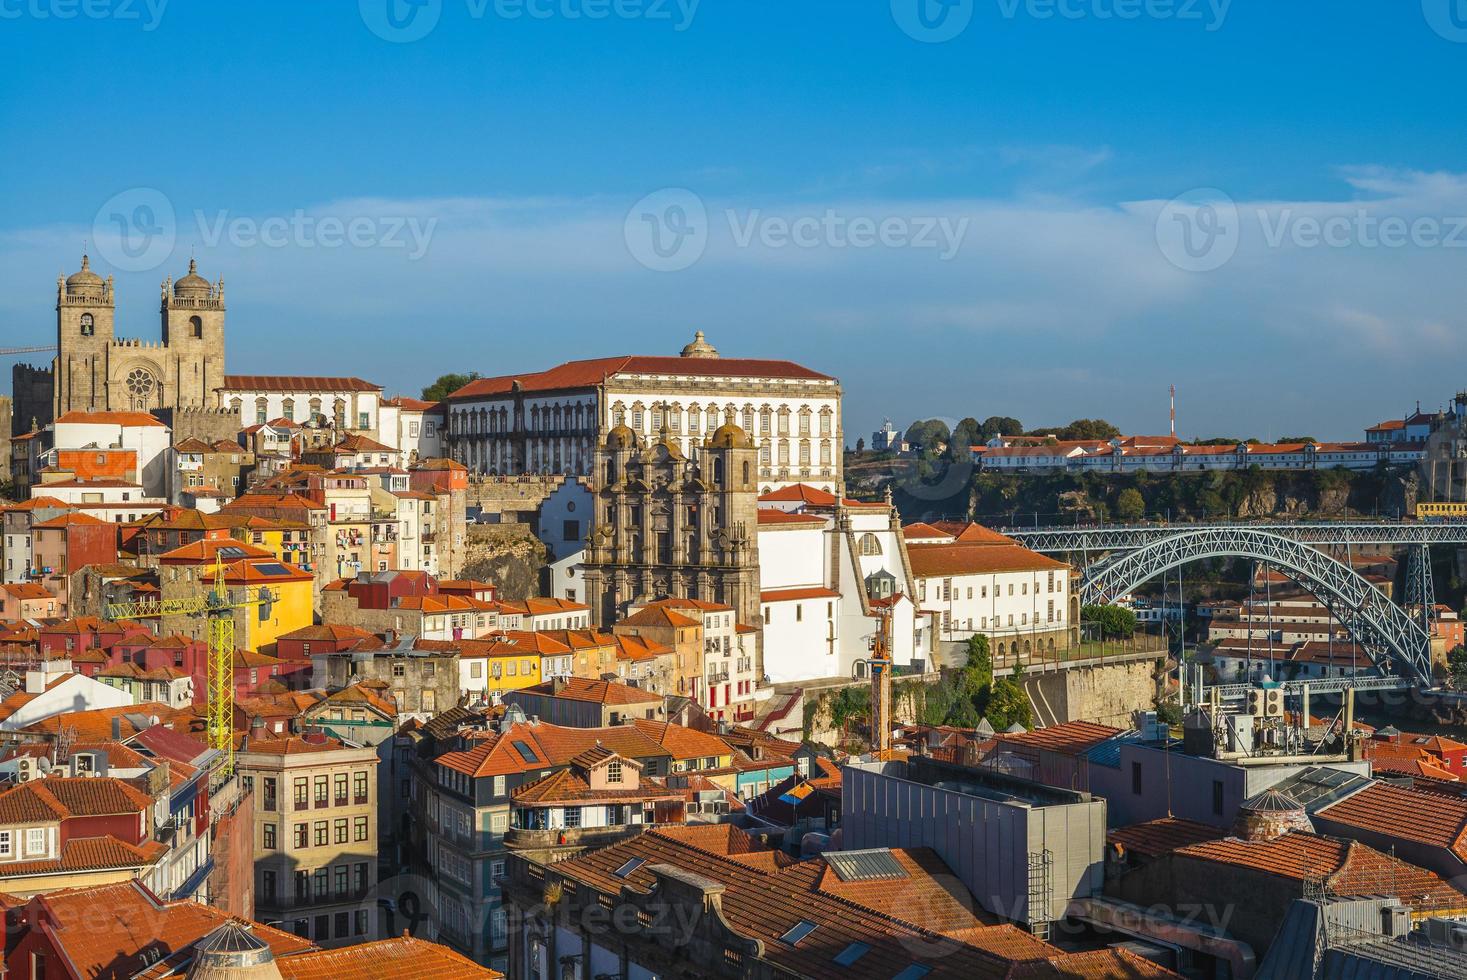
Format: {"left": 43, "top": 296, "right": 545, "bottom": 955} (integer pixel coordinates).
{"left": 0, "top": 395, "right": 10, "bottom": 484}
{"left": 581, "top": 421, "right": 761, "bottom": 645}
{"left": 49, "top": 255, "right": 226, "bottom": 419}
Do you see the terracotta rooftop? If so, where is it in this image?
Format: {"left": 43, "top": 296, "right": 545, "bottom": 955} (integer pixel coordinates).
{"left": 996, "top": 721, "right": 1121, "bottom": 756}
{"left": 277, "top": 934, "right": 501, "bottom": 979}
{"left": 1107, "top": 818, "right": 1228, "bottom": 859}
{"left": 1314, "top": 782, "right": 1467, "bottom": 863}
{"left": 518, "top": 676, "right": 662, "bottom": 705}
{"left": 221, "top": 374, "right": 382, "bottom": 392}
{"left": 908, "top": 543, "right": 1069, "bottom": 578}
{"left": 448, "top": 355, "right": 833, "bottom": 401}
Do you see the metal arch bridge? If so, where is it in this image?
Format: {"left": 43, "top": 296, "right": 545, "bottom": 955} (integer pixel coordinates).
{"left": 1003, "top": 521, "right": 1467, "bottom": 552}
{"left": 1002, "top": 522, "right": 1447, "bottom": 686}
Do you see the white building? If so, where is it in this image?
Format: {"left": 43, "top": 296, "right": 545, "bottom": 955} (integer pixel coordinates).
{"left": 756, "top": 484, "right": 930, "bottom": 683}
{"left": 217, "top": 374, "right": 382, "bottom": 431}
{"left": 49, "top": 410, "right": 172, "bottom": 498}
{"left": 443, "top": 332, "right": 843, "bottom": 493}
{"left": 903, "top": 521, "right": 1076, "bottom": 664}
{"left": 0, "top": 667, "right": 136, "bottom": 732}
{"left": 378, "top": 396, "right": 445, "bottom": 463}
{"left": 534, "top": 479, "right": 592, "bottom": 562}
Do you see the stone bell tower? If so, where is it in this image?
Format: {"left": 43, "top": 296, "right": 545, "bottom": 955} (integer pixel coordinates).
{"left": 54, "top": 254, "right": 116, "bottom": 415}
{"left": 160, "top": 258, "right": 227, "bottom": 408}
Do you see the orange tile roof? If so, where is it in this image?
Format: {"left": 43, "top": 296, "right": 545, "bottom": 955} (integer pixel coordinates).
{"left": 1315, "top": 782, "right": 1467, "bottom": 862}
{"left": 449, "top": 355, "right": 831, "bottom": 401}
{"left": 1107, "top": 818, "right": 1228, "bottom": 859}
{"left": 760, "top": 587, "right": 841, "bottom": 603}
{"left": 996, "top": 721, "right": 1120, "bottom": 756}
{"left": 908, "top": 543, "right": 1069, "bottom": 577}
{"left": 757, "top": 509, "right": 827, "bottom": 526}
{"left": 1, "top": 835, "right": 166, "bottom": 878}
{"left": 54, "top": 410, "right": 167, "bottom": 427}
{"left": 511, "top": 766, "right": 679, "bottom": 807}
{"left": 29, "top": 881, "right": 313, "bottom": 978}
{"left": 31, "top": 511, "right": 112, "bottom": 529}
{"left": 620, "top": 605, "right": 700, "bottom": 629}
{"left": 517, "top": 676, "right": 662, "bottom": 705}
{"left": 544, "top": 825, "right": 1177, "bottom": 979}
{"left": 221, "top": 374, "right": 381, "bottom": 392}
{"left": 1175, "top": 831, "right": 1467, "bottom": 911}
{"left": 277, "top": 934, "right": 501, "bottom": 979}
{"left": 630, "top": 718, "right": 732, "bottom": 760}
{"left": 158, "top": 537, "right": 274, "bottom": 564}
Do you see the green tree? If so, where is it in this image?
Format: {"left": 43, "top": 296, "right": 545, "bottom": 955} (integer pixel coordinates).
{"left": 1083, "top": 604, "right": 1137, "bottom": 639}
{"left": 1449, "top": 646, "right": 1467, "bottom": 690}
{"left": 421, "top": 372, "right": 481, "bottom": 402}
{"left": 980, "top": 416, "right": 1024, "bottom": 441}
{"left": 949, "top": 418, "right": 983, "bottom": 459}
{"left": 1053, "top": 418, "right": 1122, "bottom": 441}
{"left": 904, "top": 419, "right": 951, "bottom": 454}
{"left": 855, "top": 437, "right": 866, "bottom": 453}
{"left": 1115, "top": 488, "right": 1146, "bottom": 522}
{"left": 984, "top": 672, "right": 1033, "bottom": 731}
{"left": 964, "top": 633, "right": 993, "bottom": 684}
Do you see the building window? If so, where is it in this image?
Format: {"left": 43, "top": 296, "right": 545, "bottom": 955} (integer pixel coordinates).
{"left": 314, "top": 821, "right": 328, "bottom": 846}
{"left": 80, "top": 313, "right": 94, "bottom": 336}
{"left": 354, "top": 771, "right": 368, "bottom": 803}
{"left": 0, "top": 831, "right": 10, "bottom": 857}
{"left": 354, "top": 816, "right": 368, "bottom": 841}
{"left": 262, "top": 869, "right": 277, "bottom": 899}
{"left": 858, "top": 533, "right": 882, "bottom": 556}
{"left": 25, "top": 828, "right": 45, "bottom": 856}
{"left": 314, "top": 776, "right": 328, "bottom": 806}
{"left": 294, "top": 824, "right": 308, "bottom": 849}
{"left": 607, "top": 761, "right": 623, "bottom": 784}
{"left": 1212, "top": 780, "right": 1224, "bottom": 816}
{"left": 294, "top": 777, "right": 308, "bottom": 809}
{"left": 1131, "top": 762, "right": 1143, "bottom": 795}
{"left": 263, "top": 823, "right": 277, "bottom": 849}
{"left": 334, "top": 818, "right": 348, "bottom": 844}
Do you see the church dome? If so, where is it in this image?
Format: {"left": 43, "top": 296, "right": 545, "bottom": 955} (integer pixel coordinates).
{"left": 174, "top": 258, "right": 213, "bottom": 298}
{"left": 680, "top": 330, "right": 719, "bottom": 359}
{"left": 65, "top": 254, "right": 105, "bottom": 297}
{"left": 1234, "top": 787, "right": 1311, "bottom": 841}
{"left": 707, "top": 421, "right": 753, "bottom": 449}
{"left": 605, "top": 424, "right": 640, "bottom": 450}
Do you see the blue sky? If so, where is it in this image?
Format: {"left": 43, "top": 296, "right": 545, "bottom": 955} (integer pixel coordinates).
{"left": 2, "top": 1, "right": 1466, "bottom": 442}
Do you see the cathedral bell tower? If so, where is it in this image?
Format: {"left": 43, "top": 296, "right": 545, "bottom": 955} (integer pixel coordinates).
{"left": 54, "top": 254, "right": 116, "bottom": 414}
{"left": 161, "top": 258, "right": 227, "bottom": 408}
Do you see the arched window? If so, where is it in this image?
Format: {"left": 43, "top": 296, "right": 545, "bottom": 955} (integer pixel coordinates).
{"left": 255, "top": 397, "right": 268, "bottom": 425}
{"left": 80, "top": 313, "right": 94, "bottom": 337}
{"left": 281, "top": 398, "right": 295, "bottom": 422}
{"left": 858, "top": 533, "right": 883, "bottom": 556}
{"left": 742, "top": 461, "right": 751, "bottom": 485}
{"left": 229, "top": 397, "right": 242, "bottom": 416}
{"left": 190, "top": 315, "right": 203, "bottom": 339}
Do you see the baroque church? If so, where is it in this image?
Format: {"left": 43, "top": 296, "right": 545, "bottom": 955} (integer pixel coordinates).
{"left": 581, "top": 417, "right": 762, "bottom": 633}
{"left": 47, "top": 254, "right": 227, "bottom": 418}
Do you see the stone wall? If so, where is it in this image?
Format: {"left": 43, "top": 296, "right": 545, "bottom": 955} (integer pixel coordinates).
{"left": 0, "top": 395, "right": 11, "bottom": 483}
{"left": 463, "top": 523, "right": 548, "bottom": 601}
{"left": 1022, "top": 657, "right": 1163, "bottom": 728}
{"left": 11, "top": 363, "right": 53, "bottom": 436}
{"left": 154, "top": 406, "right": 242, "bottom": 445}
{"left": 468, "top": 474, "right": 569, "bottom": 523}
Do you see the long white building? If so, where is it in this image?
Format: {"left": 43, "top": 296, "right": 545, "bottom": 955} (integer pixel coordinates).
{"left": 442, "top": 332, "right": 843, "bottom": 494}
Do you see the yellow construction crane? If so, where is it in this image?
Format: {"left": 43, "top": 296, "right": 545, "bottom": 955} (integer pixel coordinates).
{"left": 106, "top": 556, "right": 276, "bottom": 776}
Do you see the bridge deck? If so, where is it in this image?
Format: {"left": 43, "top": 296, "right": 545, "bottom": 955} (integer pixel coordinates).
{"left": 1004, "top": 521, "right": 1467, "bottom": 552}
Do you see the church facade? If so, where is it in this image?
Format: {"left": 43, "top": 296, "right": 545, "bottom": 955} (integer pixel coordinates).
{"left": 46, "top": 254, "right": 227, "bottom": 419}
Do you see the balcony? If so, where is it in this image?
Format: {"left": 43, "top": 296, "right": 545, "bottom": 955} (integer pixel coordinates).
{"left": 503, "top": 825, "right": 644, "bottom": 852}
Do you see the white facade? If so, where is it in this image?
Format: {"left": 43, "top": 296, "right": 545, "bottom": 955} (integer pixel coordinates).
{"left": 377, "top": 398, "right": 445, "bottom": 463}
{"left": 0, "top": 671, "right": 136, "bottom": 732}
{"left": 443, "top": 338, "right": 843, "bottom": 493}
{"left": 756, "top": 490, "right": 931, "bottom": 683}
{"left": 218, "top": 377, "right": 382, "bottom": 431}
{"left": 50, "top": 412, "right": 171, "bottom": 498}
{"left": 535, "top": 479, "right": 592, "bottom": 562}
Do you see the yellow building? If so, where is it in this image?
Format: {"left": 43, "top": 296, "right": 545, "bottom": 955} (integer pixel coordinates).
{"left": 457, "top": 633, "right": 552, "bottom": 701}
{"left": 224, "top": 558, "right": 315, "bottom": 652}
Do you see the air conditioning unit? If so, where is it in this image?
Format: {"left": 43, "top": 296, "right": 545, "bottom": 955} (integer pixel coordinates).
{"left": 1263, "top": 688, "right": 1284, "bottom": 718}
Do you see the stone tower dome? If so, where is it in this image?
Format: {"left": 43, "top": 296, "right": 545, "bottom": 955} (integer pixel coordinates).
{"left": 185, "top": 921, "right": 284, "bottom": 980}
{"left": 65, "top": 254, "right": 106, "bottom": 299}
{"left": 174, "top": 258, "right": 213, "bottom": 299}
{"left": 680, "top": 330, "right": 719, "bottom": 359}
{"left": 1234, "top": 787, "right": 1312, "bottom": 841}
{"left": 707, "top": 421, "right": 753, "bottom": 449}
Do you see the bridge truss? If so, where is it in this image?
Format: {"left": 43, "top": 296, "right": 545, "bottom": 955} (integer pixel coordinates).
{"left": 1025, "top": 525, "right": 1434, "bottom": 685}
{"left": 1005, "top": 522, "right": 1467, "bottom": 553}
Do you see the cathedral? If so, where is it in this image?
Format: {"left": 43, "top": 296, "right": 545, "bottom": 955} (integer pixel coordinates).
{"left": 44, "top": 254, "right": 227, "bottom": 418}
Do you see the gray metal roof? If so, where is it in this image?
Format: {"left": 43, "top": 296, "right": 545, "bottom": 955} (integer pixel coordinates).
{"left": 823, "top": 848, "right": 910, "bottom": 883}
{"left": 1269, "top": 766, "right": 1374, "bottom": 814}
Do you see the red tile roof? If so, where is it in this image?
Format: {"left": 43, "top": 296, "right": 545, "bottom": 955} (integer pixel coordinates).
{"left": 1315, "top": 782, "right": 1467, "bottom": 862}
{"left": 1107, "top": 818, "right": 1228, "bottom": 859}
{"left": 908, "top": 543, "right": 1069, "bottom": 577}
{"left": 760, "top": 587, "right": 841, "bottom": 603}
{"left": 221, "top": 375, "right": 381, "bottom": 392}
{"left": 54, "top": 410, "right": 167, "bottom": 427}
{"left": 449, "top": 355, "right": 831, "bottom": 401}
{"left": 277, "top": 934, "right": 501, "bottom": 979}
{"left": 518, "top": 676, "right": 662, "bottom": 706}
{"left": 996, "top": 721, "right": 1120, "bottom": 756}
{"left": 1175, "top": 831, "right": 1467, "bottom": 911}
